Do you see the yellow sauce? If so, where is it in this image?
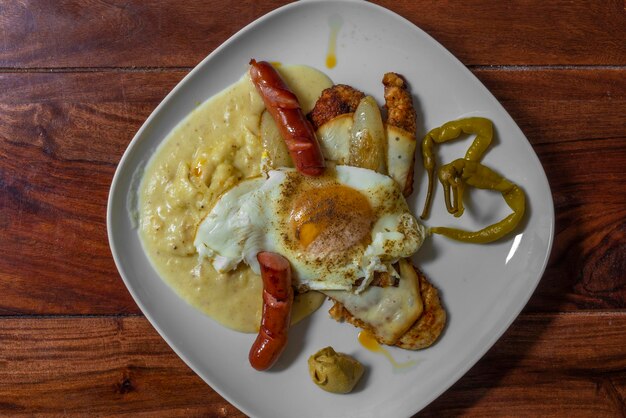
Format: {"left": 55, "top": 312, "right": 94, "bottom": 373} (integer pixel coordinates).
{"left": 326, "top": 15, "right": 342, "bottom": 69}
{"left": 138, "top": 65, "right": 332, "bottom": 332}
{"left": 358, "top": 330, "right": 417, "bottom": 370}
{"left": 325, "top": 54, "right": 336, "bottom": 69}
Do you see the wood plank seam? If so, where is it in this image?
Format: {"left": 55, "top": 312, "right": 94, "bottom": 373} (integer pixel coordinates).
{"left": 0, "top": 65, "right": 625, "bottom": 73}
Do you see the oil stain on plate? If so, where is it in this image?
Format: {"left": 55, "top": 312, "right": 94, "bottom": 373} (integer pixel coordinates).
{"left": 326, "top": 14, "right": 342, "bottom": 69}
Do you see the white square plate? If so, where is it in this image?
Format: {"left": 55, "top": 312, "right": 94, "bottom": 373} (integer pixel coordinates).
{"left": 108, "top": 1, "right": 554, "bottom": 416}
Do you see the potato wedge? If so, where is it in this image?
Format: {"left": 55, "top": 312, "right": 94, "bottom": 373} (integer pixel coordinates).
{"left": 315, "top": 113, "right": 352, "bottom": 165}
{"left": 260, "top": 110, "right": 293, "bottom": 169}
{"left": 349, "top": 96, "right": 387, "bottom": 173}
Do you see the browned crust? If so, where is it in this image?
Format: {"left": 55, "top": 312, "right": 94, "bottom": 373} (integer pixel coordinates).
{"left": 328, "top": 266, "right": 446, "bottom": 350}
{"left": 307, "top": 84, "right": 365, "bottom": 130}
{"left": 382, "top": 73, "right": 417, "bottom": 135}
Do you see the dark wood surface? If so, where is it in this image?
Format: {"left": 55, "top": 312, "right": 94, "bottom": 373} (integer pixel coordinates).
{"left": 0, "top": 1, "right": 624, "bottom": 416}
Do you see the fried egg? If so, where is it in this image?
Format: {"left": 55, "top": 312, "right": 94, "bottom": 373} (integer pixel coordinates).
{"left": 194, "top": 165, "right": 426, "bottom": 292}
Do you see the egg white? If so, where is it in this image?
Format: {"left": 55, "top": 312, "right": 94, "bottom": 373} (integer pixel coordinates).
{"left": 194, "top": 165, "right": 426, "bottom": 292}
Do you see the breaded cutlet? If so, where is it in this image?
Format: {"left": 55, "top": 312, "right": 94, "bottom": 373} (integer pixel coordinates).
{"left": 308, "top": 84, "right": 365, "bottom": 130}
{"left": 382, "top": 72, "right": 417, "bottom": 135}
{"left": 329, "top": 267, "right": 446, "bottom": 350}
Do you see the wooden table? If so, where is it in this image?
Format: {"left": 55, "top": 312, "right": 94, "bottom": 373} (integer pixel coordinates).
{"left": 1, "top": 1, "right": 625, "bottom": 416}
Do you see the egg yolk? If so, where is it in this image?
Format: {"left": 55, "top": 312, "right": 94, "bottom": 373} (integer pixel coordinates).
{"left": 290, "top": 185, "right": 374, "bottom": 256}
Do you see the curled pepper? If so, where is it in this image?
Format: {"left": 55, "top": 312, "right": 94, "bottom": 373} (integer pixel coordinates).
{"left": 420, "top": 117, "right": 526, "bottom": 244}
{"left": 430, "top": 159, "right": 525, "bottom": 243}
{"left": 421, "top": 117, "right": 493, "bottom": 219}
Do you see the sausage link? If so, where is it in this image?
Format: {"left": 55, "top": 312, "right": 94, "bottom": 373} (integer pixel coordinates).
{"left": 249, "top": 251, "right": 294, "bottom": 371}
{"left": 249, "top": 59, "right": 325, "bottom": 176}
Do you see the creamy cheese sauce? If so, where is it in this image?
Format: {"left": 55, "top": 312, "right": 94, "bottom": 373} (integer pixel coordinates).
{"left": 138, "top": 65, "right": 333, "bottom": 332}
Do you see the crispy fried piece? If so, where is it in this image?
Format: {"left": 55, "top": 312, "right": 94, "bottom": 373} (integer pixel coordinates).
{"left": 382, "top": 73, "right": 417, "bottom": 134}
{"left": 309, "top": 75, "right": 418, "bottom": 195}
{"left": 329, "top": 303, "right": 363, "bottom": 328}
{"left": 383, "top": 72, "right": 417, "bottom": 196}
{"left": 328, "top": 266, "right": 445, "bottom": 350}
{"left": 395, "top": 270, "right": 446, "bottom": 350}
{"left": 308, "top": 84, "right": 365, "bottom": 130}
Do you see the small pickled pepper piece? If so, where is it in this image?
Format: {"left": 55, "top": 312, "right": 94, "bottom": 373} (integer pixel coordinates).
{"left": 308, "top": 346, "right": 364, "bottom": 394}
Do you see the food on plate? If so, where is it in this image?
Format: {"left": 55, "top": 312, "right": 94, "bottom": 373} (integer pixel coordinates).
{"left": 139, "top": 58, "right": 448, "bottom": 373}
{"left": 138, "top": 64, "right": 333, "bottom": 333}
{"left": 311, "top": 73, "right": 417, "bottom": 196}
{"left": 382, "top": 73, "right": 417, "bottom": 135}
{"left": 328, "top": 260, "right": 446, "bottom": 350}
{"left": 347, "top": 265, "right": 446, "bottom": 350}
{"left": 308, "top": 346, "right": 364, "bottom": 393}
{"left": 349, "top": 95, "right": 387, "bottom": 174}
{"left": 249, "top": 59, "right": 325, "bottom": 176}
{"left": 304, "top": 75, "right": 445, "bottom": 350}
{"left": 420, "top": 117, "right": 526, "bottom": 243}
{"left": 421, "top": 117, "right": 493, "bottom": 219}
{"left": 395, "top": 269, "right": 447, "bottom": 349}
{"left": 193, "top": 166, "right": 425, "bottom": 293}
{"left": 382, "top": 72, "right": 418, "bottom": 197}
{"left": 308, "top": 84, "right": 364, "bottom": 128}
{"left": 325, "top": 259, "right": 422, "bottom": 345}
{"left": 249, "top": 252, "right": 294, "bottom": 371}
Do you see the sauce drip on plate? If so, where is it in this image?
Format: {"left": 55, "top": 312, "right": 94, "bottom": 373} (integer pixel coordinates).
{"left": 358, "top": 330, "right": 417, "bottom": 370}
{"left": 326, "top": 14, "right": 342, "bottom": 69}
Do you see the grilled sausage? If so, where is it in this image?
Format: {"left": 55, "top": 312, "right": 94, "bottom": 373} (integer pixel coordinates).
{"left": 249, "top": 59, "right": 325, "bottom": 176}
{"left": 249, "top": 251, "right": 294, "bottom": 370}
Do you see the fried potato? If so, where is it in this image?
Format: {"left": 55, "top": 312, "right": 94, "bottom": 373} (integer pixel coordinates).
{"left": 310, "top": 75, "right": 444, "bottom": 350}
{"left": 349, "top": 96, "right": 387, "bottom": 173}
{"left": 260, "top": 110, "right": 293, "bottom": 169}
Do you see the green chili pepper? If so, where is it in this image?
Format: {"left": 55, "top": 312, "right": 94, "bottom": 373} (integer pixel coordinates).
{"left": 421, "top": 117, "right": 493, "bottom": 219}
{"left": 430, "top": 159, "right": 525, "bottom": 243}
{"left": 420, "top": 117, "right": 526, "bottom": 244}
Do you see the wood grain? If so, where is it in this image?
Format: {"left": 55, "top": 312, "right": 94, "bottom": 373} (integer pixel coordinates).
{"left": 0, "top": 0, "right": 287, "bottom": 69}
{"left": 0, "top": 314, "right": 623, "bottom": 417}
{"left": 0, "top": 316, "right": 245, "bottom": 417}
{"left": 0, "top": 0, "right": 625, "bottom": 68}
{"left": 1, "top": 69, "right": 624, "bottom": 315}
{"left": 380, "top": 0, "right": 626, "bottom": 66}
{"left": 0, "top": 72, "right": 186, "bottom": 315}
{"left": 419, "top": 313, "right": 626, "bottom": 417}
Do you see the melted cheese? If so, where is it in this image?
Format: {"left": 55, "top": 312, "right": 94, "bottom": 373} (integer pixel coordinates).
{"left": 324, "top": 259, "right": 423, "bottom": 344}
